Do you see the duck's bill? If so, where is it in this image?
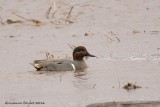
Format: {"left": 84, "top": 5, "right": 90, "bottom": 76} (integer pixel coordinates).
{"left": 87, "top": 53, "right": 96, "bottom": 57}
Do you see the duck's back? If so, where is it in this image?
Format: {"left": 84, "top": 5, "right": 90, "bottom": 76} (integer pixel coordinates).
{"left": 33, "top": 59, "right": 87, "bottom": 71}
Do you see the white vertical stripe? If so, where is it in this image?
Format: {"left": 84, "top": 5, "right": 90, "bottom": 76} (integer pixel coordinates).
{"left": 71, "top": 63, "right": 76, "bottom": 70}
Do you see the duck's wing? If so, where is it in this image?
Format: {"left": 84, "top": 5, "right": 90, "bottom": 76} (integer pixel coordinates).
{"left": 43, "top": 60, "right": 75, "bottom": 71}
{"left": 32, "top": 59, "right": 74, "bottom": 71}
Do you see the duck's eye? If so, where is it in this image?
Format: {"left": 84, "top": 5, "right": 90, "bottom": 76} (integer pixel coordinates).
{"left": 73, "top": 47, "right": 86, "bottom": 54}
{"left": 77, "top": 49, "right": 84, "bottom": 52}
{"left": 78, "top": 49, "right": 85, "bottom": 52}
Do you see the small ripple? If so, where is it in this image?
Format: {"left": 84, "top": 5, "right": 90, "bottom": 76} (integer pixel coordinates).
{"left": 102, "top": 54, "right": 160, "bottom": 61}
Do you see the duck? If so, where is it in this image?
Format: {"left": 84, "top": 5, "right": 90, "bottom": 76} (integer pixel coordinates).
{"left": 32, "top": 46, "right": 96, "bottom": 71}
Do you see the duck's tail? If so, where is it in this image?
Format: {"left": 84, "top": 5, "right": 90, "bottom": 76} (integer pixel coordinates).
{"left": 30, "top": 62, "right": 42, "bottom": 71}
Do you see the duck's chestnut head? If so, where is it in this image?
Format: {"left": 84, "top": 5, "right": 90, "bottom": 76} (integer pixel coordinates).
{"left": 73, "top": 46, "right": 96, "bottom": 60}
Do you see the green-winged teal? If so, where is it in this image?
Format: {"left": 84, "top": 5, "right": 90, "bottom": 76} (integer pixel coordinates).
{"left": 32, "top": 46, "right": 96, "bottom": 71}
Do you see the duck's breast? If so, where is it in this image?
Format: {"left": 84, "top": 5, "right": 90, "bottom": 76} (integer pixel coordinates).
{"left": 72, "top": 60, "right": 88, "bottom": 70}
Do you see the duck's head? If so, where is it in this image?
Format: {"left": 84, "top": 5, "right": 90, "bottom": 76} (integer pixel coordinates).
{"left": 73, "top": 46, "right": 96, "bottom": 61}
